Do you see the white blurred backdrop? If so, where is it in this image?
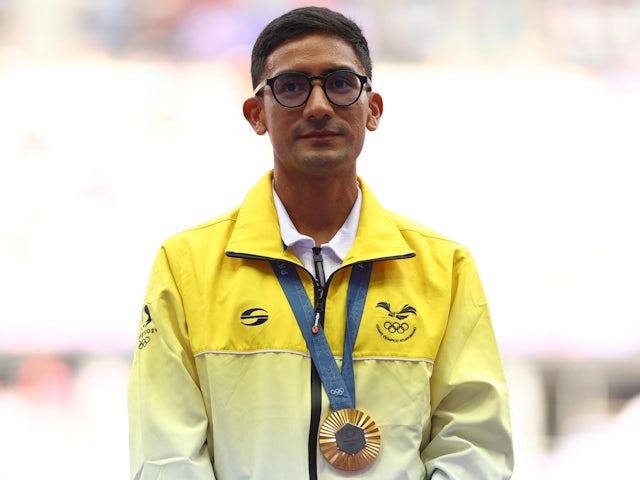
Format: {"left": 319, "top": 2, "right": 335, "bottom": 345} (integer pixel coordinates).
{"left": 1, "top": 1, "right": 639, "bottom": 478}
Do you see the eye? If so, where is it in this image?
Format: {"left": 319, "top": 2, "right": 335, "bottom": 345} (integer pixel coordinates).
{"left": 327, "top": 72, "right": 358, "bottom": 92}
{"left": 274, "top": 74, "right": 308, "bottom": 97}
{"left": 282, "top": 81, "right": 302, "bottom": 92}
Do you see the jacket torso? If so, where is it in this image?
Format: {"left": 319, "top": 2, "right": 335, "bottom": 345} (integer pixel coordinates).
{"left": 129, "top": 172, "right": 513, "bottom": 480}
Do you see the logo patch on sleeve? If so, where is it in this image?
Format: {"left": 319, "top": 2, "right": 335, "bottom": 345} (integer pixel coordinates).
{"left": 137, "top": 305, "right": 158, "bottom": 349}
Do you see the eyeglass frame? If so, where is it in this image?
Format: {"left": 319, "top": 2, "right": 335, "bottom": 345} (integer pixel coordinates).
{"left": 253, "top": 69, "right": 372, "bottom": 108}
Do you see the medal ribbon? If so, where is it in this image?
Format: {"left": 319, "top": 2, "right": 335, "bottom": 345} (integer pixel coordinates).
{"left": 272, "top": 261, "right": 372, "bottom": 411}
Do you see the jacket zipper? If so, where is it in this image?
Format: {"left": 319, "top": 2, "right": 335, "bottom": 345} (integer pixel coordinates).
{"left": 308, "top": 247, "right": 327, "bottom": 480}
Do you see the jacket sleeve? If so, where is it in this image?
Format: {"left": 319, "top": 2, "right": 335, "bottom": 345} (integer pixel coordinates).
{"left": 128, "top": 246, "right": 215, "bottom": 480}
{"left": 423, "top": 251, "right": 514, "bottom": 479}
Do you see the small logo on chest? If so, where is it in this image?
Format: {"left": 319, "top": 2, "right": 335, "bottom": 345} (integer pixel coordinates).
{"left": 240, "top": 308, "right": 269, "bottom": 326}
{"left": 375, "top": 302, "right": 417, "bottom": 342}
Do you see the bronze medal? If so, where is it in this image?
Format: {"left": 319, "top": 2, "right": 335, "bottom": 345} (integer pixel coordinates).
{"left": 318, "top": 408, "right": 381, "bottom": 471}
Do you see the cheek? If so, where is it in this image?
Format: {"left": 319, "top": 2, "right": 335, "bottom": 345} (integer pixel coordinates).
{"left": 264, "top": 110, "right": 295, "bottom": 136}
{"left": 265, "top": 126, "right": 293, "bottom": 155}
{"left": 351, "top": 106, "right": 374, "bottom": 131}
{"left": 348, "top": 116, "right": 369, "bottom": 142}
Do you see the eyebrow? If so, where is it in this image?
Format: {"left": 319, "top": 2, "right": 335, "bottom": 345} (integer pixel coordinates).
{"left": 271, "top": 65, "right": 361, "bottom": 77}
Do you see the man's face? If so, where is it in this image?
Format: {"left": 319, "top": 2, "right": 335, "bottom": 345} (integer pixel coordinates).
{"left": 244, "top": 33, "right": 383, "bottom": 179}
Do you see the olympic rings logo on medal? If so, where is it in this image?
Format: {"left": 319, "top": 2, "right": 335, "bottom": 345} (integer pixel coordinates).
{"left": 375, "top": 302, "right": 417, "bottom": 343}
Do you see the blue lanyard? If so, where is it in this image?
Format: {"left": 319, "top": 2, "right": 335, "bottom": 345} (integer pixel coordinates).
{"left": 272, "top": 261, "right": 372, "bottom": 411}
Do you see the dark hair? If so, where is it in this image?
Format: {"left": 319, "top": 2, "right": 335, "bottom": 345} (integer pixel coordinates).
{"left": 250, "top": 6, "right": 372, "bottom": 88}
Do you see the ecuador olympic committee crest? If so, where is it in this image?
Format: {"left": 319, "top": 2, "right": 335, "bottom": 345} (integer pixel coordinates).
{"left": 375, "top": 302, "right": 417, "bottom": 342}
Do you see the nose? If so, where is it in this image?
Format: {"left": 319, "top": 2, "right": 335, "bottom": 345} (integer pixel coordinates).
{"left": 303, "top": 81, "right": 333, "bottom": 118}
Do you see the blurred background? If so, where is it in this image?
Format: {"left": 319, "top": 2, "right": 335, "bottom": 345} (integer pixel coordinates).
{"left": 1, "top": 0, "right": 639, "bottom": 478}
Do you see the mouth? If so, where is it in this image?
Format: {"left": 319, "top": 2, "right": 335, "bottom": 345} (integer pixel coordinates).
{"left": 300, "top": 129, "right": 340, "bottom": 140}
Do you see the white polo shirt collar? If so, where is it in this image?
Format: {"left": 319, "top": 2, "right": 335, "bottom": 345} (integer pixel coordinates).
{"left": 272, "top": 183, "right": 362, "bottom": 277}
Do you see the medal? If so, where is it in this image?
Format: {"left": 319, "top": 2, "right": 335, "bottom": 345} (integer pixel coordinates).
{"left": 319, "top": 408, "right": 381, "bottom": 471}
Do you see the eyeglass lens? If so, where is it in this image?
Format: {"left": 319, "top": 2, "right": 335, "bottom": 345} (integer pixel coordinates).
{"left": 272, "top": 71, "right": 364, "bottom": 107}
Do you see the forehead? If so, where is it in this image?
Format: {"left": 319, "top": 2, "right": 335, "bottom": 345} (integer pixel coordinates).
{"left": 263, "top": 33, "right": 364, "bottom": 77}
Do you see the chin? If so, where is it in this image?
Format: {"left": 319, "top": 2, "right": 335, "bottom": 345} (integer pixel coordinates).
{"left": 300, "top": 157, "right": 352, "bottom": 176}
{"left": 299, "top": 150, "right": 353, "bottom": 169}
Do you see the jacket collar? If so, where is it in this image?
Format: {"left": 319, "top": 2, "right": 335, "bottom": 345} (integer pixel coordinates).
{"left": 226, "top": 171, "right": 415, "bottom": 264}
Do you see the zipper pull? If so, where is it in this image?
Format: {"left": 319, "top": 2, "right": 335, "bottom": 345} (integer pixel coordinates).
{"left": 313, "top": 298, "right": 324, "bottom": 335}
{"left": 312, "top": 246, "right": 326, "bottom": 335}
{"left": 312, "top": 246, "right": 326, "bottom": 289}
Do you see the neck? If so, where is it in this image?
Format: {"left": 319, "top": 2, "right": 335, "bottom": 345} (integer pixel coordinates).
{"left": 274, "top": 171, "right": 358, "bottom": 246}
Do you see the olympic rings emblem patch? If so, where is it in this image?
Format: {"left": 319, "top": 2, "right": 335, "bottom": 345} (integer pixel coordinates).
{"left": 375, "top": 302, "right": 417, "bottom": 342}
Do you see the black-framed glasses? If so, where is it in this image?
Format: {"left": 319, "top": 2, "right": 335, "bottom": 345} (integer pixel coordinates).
{"left": 253, "top": 70, "right": 371, "bottom": 108}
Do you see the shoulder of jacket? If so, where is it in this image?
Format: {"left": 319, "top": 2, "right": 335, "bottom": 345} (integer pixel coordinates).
{"left": 384, "top": 210, "right": 461, "bottom": 246}
{"left": 385, "top": 210, "right": 479, "bottom": 269}
{"left": 162, "top": 207, "right": 241, "bottom": 249}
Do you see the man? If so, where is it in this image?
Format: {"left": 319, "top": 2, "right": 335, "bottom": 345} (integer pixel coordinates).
{"left": 128, "top": 6, "right": 514, "bottom": 480}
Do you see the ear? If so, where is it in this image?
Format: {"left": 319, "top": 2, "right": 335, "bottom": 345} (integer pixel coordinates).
{"left": 243, "top": 97, "right": 267, "bottom": 135}
{"left": 366, "top": 92, "right": 383, "bottom": 132}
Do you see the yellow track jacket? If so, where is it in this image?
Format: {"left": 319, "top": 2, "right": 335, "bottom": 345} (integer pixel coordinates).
{"left": 128, "top": 171, "right": 514, "bottom": 479}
